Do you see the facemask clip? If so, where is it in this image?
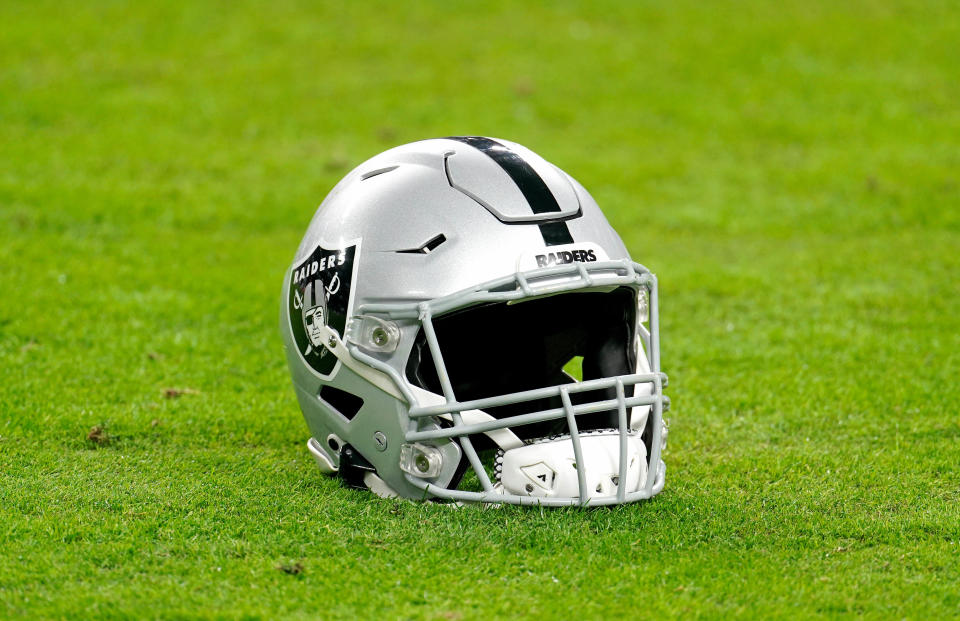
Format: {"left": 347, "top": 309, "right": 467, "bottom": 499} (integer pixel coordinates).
{"left": 399, "top": 443, "right": 443, "bottom": 478}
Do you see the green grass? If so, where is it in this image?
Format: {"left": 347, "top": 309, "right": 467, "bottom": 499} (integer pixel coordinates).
{"left": 2, "top": 0, "right": 959, "bottom": 618}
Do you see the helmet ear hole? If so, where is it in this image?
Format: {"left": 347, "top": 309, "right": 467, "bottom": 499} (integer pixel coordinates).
{"left": 327, "top": 434, "right": 342, "bottom": 453}
{"left": 318, "top": 385, "right": 364, "bottom": 420}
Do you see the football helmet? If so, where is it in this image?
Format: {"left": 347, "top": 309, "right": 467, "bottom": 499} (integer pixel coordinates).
{"left": 280, "top": 137, "right": 669, "bottom": 506}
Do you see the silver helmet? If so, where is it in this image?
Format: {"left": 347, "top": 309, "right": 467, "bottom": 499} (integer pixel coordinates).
{"left": 280, "top": 137, "right": 669, "bottom": 506}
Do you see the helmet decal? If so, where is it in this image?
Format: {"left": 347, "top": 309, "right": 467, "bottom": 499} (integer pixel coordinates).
{"left": 516, "top": 242, "right": 609, "bottom": 271}
{"left": 288, "top": 240, "right": 359, "bottom": 377}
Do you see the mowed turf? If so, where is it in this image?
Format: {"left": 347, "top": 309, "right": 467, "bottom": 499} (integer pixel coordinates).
{"left": 1, "top": 0, "right": 958, "bottom": 618}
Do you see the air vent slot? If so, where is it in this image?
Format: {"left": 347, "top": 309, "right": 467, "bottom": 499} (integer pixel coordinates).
{"left": 361, "top": 165, "right": 399, "bottom": 180}
{"left": 318, "top": 385, "right": 364, "bottom": 420}
{"left": 396, "top": 233, "right": 447, "bottom": 255}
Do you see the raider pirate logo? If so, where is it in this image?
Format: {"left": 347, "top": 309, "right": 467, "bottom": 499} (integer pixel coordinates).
{"left": 288, "top": 241, "right": 359, "bottom": 376}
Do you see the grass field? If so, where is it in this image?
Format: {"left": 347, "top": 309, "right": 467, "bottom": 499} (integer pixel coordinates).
{"left": 2, "top": 0, "right": 959, "bottom": 618}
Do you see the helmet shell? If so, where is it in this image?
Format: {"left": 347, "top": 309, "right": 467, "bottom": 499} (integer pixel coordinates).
{"left": 281, "top": 137, "right": 651, "bottom": 501}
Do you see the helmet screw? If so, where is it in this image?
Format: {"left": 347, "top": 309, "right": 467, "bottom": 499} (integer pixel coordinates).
{"left": 327, "top": 336, "right": 337, "bottom": 349}
{"left": 415, "top": 453, "right": 431, "bottom": 473}
{"left": 371, "top": 327, "right": 389, "bottom": 347}
{"left": 373, "top": 431, "right": 387, "bottom": 451}
{"left": 524, "top": 483, "right": 535, "bottom": 493}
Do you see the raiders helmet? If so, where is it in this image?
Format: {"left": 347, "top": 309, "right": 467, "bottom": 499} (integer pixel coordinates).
{"left": 280, "top": 137, "right": 668, "bottom": 506}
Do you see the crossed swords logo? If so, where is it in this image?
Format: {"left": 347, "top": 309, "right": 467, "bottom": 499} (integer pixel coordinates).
{"left": 293, "top": 273, "right": 340, "bottom": 356}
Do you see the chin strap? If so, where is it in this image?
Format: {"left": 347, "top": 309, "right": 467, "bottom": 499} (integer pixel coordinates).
{"left": 408, "top": 385, "right": 524, "bottom": 450}
{"left": 494, "top": 429, "right": 648, "bottom": 500}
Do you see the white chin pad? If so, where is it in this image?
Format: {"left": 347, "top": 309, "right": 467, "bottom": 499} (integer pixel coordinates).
{"left": 499, "top": 432, "right": 648, "bottom": 499}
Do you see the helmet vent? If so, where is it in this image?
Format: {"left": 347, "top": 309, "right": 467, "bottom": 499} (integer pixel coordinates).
{"left": 318, "top": 385, "right": 364, "bottom": 420}
{"left": 395, "top": 233, "right": 446, "bottom": 255}
{"left": 360, "top": 165, "right": 399, "bottom": 180}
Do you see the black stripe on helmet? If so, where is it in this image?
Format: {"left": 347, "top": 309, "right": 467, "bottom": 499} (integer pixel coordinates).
{"left": 446, "top": 136, "right": 574, "bottom": 246}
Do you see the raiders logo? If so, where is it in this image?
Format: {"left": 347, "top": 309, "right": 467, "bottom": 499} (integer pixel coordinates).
{"left": 516, "top": 242, "right": 609, "bottom": 272}
{"left": 534, "top": 248, "right": 597, "bottom": 267}
{"left": 288, "top": 240, "right": 359, "bottom": 376}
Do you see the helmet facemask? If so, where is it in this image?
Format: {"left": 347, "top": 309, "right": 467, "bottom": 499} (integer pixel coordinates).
{"left": 406, "top": 286, "right": 640, "bottom": 441}
{"left": 352, "top": 259, "right": 667, "bottom": 506}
